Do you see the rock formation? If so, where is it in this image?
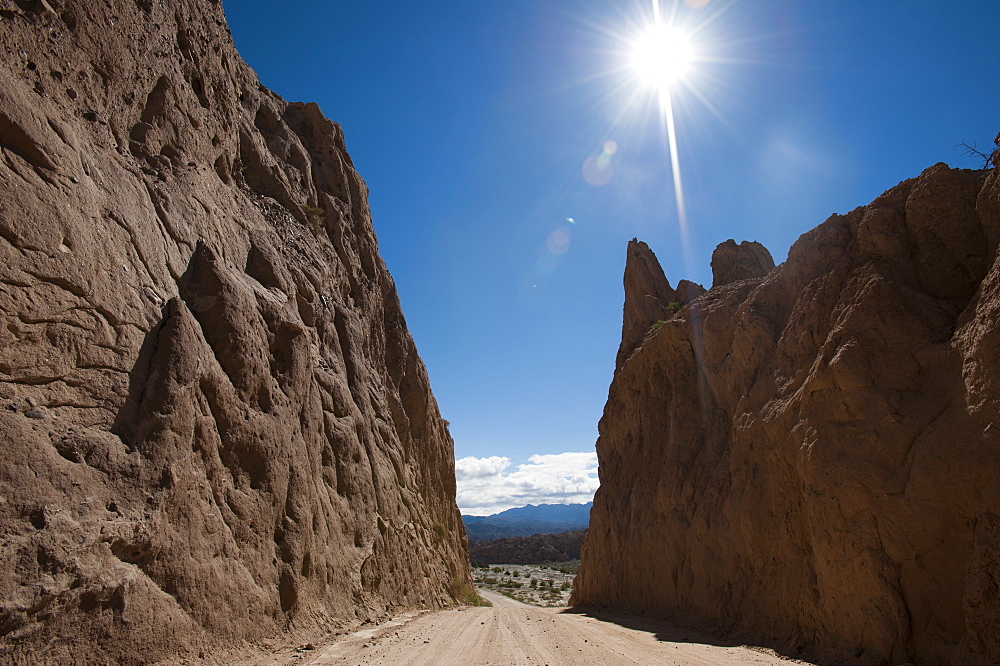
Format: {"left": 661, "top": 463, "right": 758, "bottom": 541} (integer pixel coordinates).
{"left": 617, "top": 240, "right": 705, "bottom": 368}
{"left": 710, "top": 238, "right": 774, "bottom": 287}
{"left": 573, "top": 162, "right": 1000, "bottom": 665}
{"left": 0, "top": 1, "right": 468, "bottom": 663}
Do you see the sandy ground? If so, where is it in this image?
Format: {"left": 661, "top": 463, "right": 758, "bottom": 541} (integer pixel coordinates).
{"left": 288, "top": 589, "right": 812, "bottom": 666}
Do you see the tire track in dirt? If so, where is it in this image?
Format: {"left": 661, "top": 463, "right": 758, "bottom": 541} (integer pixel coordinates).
{"left": 306, "top": 589, "right": 812, "bottom": 665}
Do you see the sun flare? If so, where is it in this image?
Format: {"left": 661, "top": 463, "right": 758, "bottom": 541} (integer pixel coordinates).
{"left": 631, "top": 23, "right": 693, "bottom": 90}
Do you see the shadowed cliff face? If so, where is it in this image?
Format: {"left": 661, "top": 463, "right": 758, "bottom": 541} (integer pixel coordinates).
{"left": 617, "top": 240, "right": 705, "bottom": 369}
{"left": 710, "top": 239, "right": 774, "bottom": 288}
{"left": 0, "top": 1, "right": 468, "bottom": 663}
{"left": 573, "top": 162, "right": 1000, "bottom": 665}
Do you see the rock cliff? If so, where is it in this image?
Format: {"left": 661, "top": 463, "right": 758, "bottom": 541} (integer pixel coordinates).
{"left": 573, "top": 162, "right": 1000, "bottom": 665}
{"left": 0, "top": 1, "right": 469, "bottom": 663}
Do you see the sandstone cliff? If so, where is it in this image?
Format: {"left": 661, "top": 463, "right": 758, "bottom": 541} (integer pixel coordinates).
{"left": 0, "top": 1, "right": 469, "bottom": 663}
{"left": 573, "top": 162, "right": 1000, "bottom": 665}
{"left": 617, "top": 240, "right": 705, "bottom": 368}
{"left": 710, "top": 238, "right": 774, "bottom": 288}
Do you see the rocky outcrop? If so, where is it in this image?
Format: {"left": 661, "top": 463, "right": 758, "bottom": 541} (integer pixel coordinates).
{"left": 573, "top": 162, "right": 1000, "bottom": 665}
{"left": 0, "top": 1, "right": 468, "bottom": 663}
{"left": 617, "top": 240, "right": 705, "bottom": 368}
{"left": 710, "top": 238, "right": 774, "bottom": 287}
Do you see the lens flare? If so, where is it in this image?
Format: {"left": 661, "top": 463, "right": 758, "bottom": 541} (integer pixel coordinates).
{"left": 582, "top": 155, "right": 611, "bottom": 186}
{"left": 659, "top": 86, "right": 691, "bottom": 268}
{"left": 546, "top": 227, "right": 571, "bottom": 255}
{"left": 582, "top": 139, "right": 620, "bottom": 187}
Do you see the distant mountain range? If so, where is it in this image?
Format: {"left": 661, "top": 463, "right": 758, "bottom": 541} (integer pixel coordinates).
{"left": 462, "top": 502, "right": 592, "bottom": 541}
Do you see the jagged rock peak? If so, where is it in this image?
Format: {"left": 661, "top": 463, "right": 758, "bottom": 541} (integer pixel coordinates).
{"left": 710, "top": 239, "right": 775, "bottom": 287}
{"left": 617, "top": 239, "right": 705, "bottom": 369}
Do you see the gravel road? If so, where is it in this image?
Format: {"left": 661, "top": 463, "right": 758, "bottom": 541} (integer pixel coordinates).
{"left": 302, "top": 589, "right": 809, "bottom": 665}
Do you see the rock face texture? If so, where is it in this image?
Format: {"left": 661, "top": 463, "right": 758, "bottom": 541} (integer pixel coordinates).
{"left": 573, "top": 163, "right": 1000, "bottom": 665}
{"left": 617, "top": 240, "right": 705, "bottom": 368}
{"left": 0, "top": 1, "right": 468, "bottom": 663}
{"left": 710, "top": 238, "right": 775, "bottom": 288}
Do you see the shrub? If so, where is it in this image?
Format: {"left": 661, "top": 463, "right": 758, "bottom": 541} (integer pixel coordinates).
{"left": 959, "top": 139, "right": 998, "bottom": 169}
{"left": 431, "top": 521, "right": 447, "bottom": 542}
{"left": 667, "top": 301, "right": 682, "bottom": 312}
{"left": 301, "top": 204, "right": 325, "bottom": 235}
{"left": 449, "top": 576, "right": 491, "bottom": 607}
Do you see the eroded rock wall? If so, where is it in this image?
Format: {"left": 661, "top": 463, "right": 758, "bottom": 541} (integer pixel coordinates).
{"left": 0, "top": 1, "right": 469, "bottom": 663}
{"left": 573, "top": 163, "right": 1000, "bottom": 665}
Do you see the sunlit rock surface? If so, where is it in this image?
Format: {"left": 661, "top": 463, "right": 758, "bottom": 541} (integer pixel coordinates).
{"left": 710, "top": 238, "right": 774, "bottom": 287}
{"left": 0, "top": 1, "right": 469, "bottom": 663}
{"left": 573, "top": 162, "right": 1000, "bottom": 665}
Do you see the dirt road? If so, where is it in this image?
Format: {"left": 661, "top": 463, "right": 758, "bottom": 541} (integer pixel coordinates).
{"left": 302, "top": 589, "right": 808, "bottom": 665}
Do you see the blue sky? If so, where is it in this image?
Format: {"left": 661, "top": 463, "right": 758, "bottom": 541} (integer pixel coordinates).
{"left": 224, "top": 1, "right": 1000, "bottom": 514}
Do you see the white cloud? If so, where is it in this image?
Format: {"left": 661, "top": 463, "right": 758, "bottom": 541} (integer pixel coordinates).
{"left": 455, "top": 455, "right": 510, "bottom": 481}
{"left": 455, "top": 451, "right": 599, "bottom": 516}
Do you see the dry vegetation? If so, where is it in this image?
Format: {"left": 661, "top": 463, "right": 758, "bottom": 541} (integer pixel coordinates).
{"left": 472, "top": 563, "right": 577, "bottom": 607}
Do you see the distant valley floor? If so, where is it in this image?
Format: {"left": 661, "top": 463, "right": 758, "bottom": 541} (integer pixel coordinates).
{"left": 473, "top": 563, "right": 577, "bottom": 606}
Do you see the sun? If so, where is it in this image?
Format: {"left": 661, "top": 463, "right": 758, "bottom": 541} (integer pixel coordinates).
{"left": 630, "top": 23, "right": 693, "bottom": 90}
{"left": 579, "top": 0, "right": 735, "bottom": 277}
